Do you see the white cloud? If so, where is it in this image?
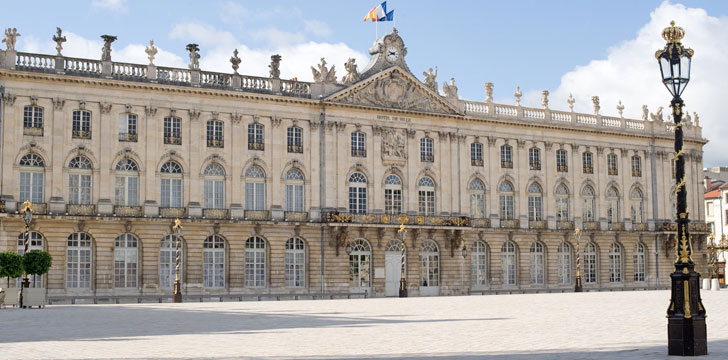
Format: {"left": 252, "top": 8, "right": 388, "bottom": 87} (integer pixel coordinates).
{"left": 304, "top": 20, "right": 333, "bottom": 38}
{"left": 169, "top": 22, "right": 238, "bottom": 50}
{"left": 249, "top": 27, "right": 306, "bottom": 48}
{"left": 517, "top": 1, "right": 728, "bottom": 167}
{"left": 91, "top": 0, "right": 128, "bottom": 12}
{"left": 219, "top": 1, "right": 248, "bottom": 24}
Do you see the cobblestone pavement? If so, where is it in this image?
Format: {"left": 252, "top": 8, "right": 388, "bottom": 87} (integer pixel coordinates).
{"left": 1, "top": 290, "right": 727, "bottom": 359}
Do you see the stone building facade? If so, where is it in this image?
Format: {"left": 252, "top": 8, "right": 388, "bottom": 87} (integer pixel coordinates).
{"left": 0, "top": 28, "right": 709, "bottom": 298}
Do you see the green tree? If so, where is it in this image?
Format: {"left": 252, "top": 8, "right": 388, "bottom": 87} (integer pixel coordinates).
{"left": 22, "top": 250, "right": 52, "bottom": 278}
{"left": 0, "top": 251, "right": 24, "bottom": 287}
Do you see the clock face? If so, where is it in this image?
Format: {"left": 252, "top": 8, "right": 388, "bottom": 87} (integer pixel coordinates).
{"left": 385, "top": 46, "right": 399, "bottom": 62}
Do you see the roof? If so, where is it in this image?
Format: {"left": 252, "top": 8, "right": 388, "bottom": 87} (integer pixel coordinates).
{"left": 705, "top": 189, "right": 721, "bottom": 199}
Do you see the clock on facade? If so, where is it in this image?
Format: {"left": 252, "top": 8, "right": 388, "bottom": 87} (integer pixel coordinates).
{"left": 386, "top": 46, "right": 399, "bottom": 62}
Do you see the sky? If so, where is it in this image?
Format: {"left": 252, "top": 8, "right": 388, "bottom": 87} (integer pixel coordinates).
{"left": 1, "top": 0, "right": 727, "bottom": 166}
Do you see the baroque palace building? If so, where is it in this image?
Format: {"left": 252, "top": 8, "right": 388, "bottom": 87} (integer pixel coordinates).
{"left": 0, "top": 28, "right": 710, "bottom": 298}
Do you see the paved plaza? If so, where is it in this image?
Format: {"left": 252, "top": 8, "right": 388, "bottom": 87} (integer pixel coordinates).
{"left": 2, "top": 290, "right": 728, "bottom": 359}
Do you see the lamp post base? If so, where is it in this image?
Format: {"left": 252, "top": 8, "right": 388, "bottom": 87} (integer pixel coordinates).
{"left": 399, "top": 278, "right": 408, "bottom": 298}
{"left": 173, "top": 281, "right": 182, "bottom": 303}
{"left": 667, "top": 268, "right": 707, "bottom": 356}
{"left": 575, "top": 276, "right": 583, "bottom": 292}
{"left": 668, "top": 317, "right": 707, "bottom": 356}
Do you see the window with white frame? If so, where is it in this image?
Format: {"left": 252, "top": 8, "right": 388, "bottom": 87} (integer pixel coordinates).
{"left": 582, "top": 151, "right": 594, "bottom": 174}
{"left": 556, "top": 149, "right": 568, "bottom": 172}
{"left": 609, "top": 243, "right": 622, "bottom": 283}
{"left": 245, "top": 166, "right": 266, "bottom": 211}
{"left": 19, "top": 153, "right": 45, "bottom": 203}
{"left": 631, "top": 155, "right": 642, "bottom": 177}
{"left": 17, "top": 232, "right": 44, "bottom": 288}
{"left": 420, "top": 137, "right": 434, "bottom": 162}
{"left": 707, "top": 201, "right": 713, "bottom": 217}
{"left": 285, "top": 237, "right": 306, "bottom": 288}
{"left": 500, "top": 144, "right": 513, "bottom": 168}
{"left": 115, "top": 159, "right": 139, "bottom": 206}
{"left": 67, "top": 232, "right": 92, "bottom": 289}
{"left": 418, "top": 176, "right": 435, "bottom": 215}
{"left": 118, "top": 113, "right": 137, "bottom": 142}
{"left": 555, "top": 184, "right": 570, "bottom": 221}
{"left": 248, "top": 123, "right": 264, "bottom": 150}
{"left": 164, "top": 116, "right": 181, "bottom": 145}
{"left": 24, "top": 105, "right": 44, "bottom": 129}
{"left": 384, "top": 174, "right": 403, "bottom": 214}
{"left": 284, "top": 168, "right": 305, "bottom": 212}
{"left": 469, "top": 179, "right": 486, "bottom": 218}
{"left": 203, "top": 163, "right": 225, "bottom": 209}
{"left": 72, "top": 110, "right": 91, "bottom": 139}
{"left": 529, "top": 147, "right": 541, "bottom": 170}
{"left": 203, "top": 235, "right": 225, "bottom": 288}
{"left": 501, "top": 241, "right": 517, "bottom": 285}
{"left": 420, "top": 240, "right": 440, "bottom": 287}
{"left": 68, "top": 156, "right": 92, "bottom": 205}
{"left": 607, "top": 153, "right": 618, "bottom": 175}
{"left": 351, "top": 131, "right": 366, "bottom": 157}
{"left": 471, "top": 241, "right": 487, "bottom": 286}
{"left": 527, "top": 183, "right": 542, "bottom": 221}
{"left": 584, "top": 243, "right": 597, "bottom": 284}
{"left": 607, "top": 187, "right": 621, "bottom": 224}
{"left": 499, "top": 181, "right": 515, "bottom": 220}
{"left": 245, "top": 236, "right": 266, "bottom": 288}
{"left": 160, "top": 161, "right": 183, "bottom": 208}
{"left": 206, "top": 120, "right": 224, "bottom": 148}
{"left": 159, "top": 235, "right": 182, "bottom": 289}
{"left": 114, "top": 233, "right": 138, "bottom": 288}
{"left": 634, "top": 243, "right": 646, "bottom": 282}
{"left": 348, "top": 172, "right": 367, "bottom": 214}
{"left": 471, "top": 143, "right": 483, "bottom": 166}
{"left": 348, "top": 239, "right": 372, "bottom": 288}
{"left": 582, "top": 185, "right": 596, "bottom": 222}
{"left": 530, "top": 242, "right": 545, "bottom": 285}
{"left": 287, "top": 127, "right": 303, "bottom": 153}
{"left": 557, "top": 242, "right": 571, "bottom": 285}
{"left": 630, "top": 188, "right": 644, "bottom": 223}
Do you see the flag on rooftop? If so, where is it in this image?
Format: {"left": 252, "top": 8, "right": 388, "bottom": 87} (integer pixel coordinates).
{"left": 364, "top": 2, "right": 393, "bottom": 22}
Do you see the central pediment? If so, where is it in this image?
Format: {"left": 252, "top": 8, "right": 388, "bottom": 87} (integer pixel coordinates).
{"left": 325, "top": 67, "right": 461, "bottom": 115}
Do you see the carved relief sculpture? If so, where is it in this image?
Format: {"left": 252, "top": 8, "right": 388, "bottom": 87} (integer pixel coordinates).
{"left": 53, "top": 28, "right": 66, "bottom": 56}
{"left": 186, "top": 43, "right": 200, "bottom": 70}
{"left": 269, "top": 54, "right": 282, "bottom": 79}
{"left": 3, "top": 28, "right": 20, "bottom": 51}
{"left": 312, "top": 57, "right": 337, "bottom": 84}
{"left": 100, "top": 34, "right": 117, "bottom": 61}
{"left": 145, "top": 40, "right": 157, "bottom": 65}
{"left": 381, "top": 127, "right": 407, "bottom": 161}
{"left": 342, "top": 58, "right": 360, "bottom": 85}
{"left": 230, "top": 49, "right": 241, "bottom": 74}
{"left": 423, "top": 67, "right": 438, "bottom": 93}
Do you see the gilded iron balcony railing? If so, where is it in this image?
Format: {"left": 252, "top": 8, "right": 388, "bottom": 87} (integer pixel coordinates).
{"left": 608, "top": 222, "right": 625, "bottom": 231}
{"left": 244, "top": 210, "right": 270, "bottom": 221}
{"left": 207, "top": 139, "right": 224, "bottom": 148}
{"left": 164, "top": 136, "right": 182, "bottom": 145}
{"left": 0, "top": 200, "right": 5, "bottom": 213}
{"left": 633, "top": 223, "right": 648, "bottom": 231}
{"left": 23, "top": 126, "right": 43, "bottom": 136}
{"left": 326, "top": 212, "right": 470, "bottom": 227}
{"left": 114, "top": 205, "right": 142, "bottom": 217}
{"left": 285, "top": 211, "right": 308, "bottom": 222}
{"left": 118, "top": 132, "right": 137, "bottom": 142}
{"left": 351, "top": 148, "right": 366, "bottom": 157}
{"left": 583, "top": 166, "right": 593, "bottom": 174}
{"left": 287, "top": 145, "right": 303, "bottom": 153}
{"left": 66, "top": 204, "right": 96, "bottom": 216}
{"left": 557, "top": 220, "right": 575, "bottom": 230}
{"left": 608, "top": 168, "right": 618, "bottom": 176}
{"left": 584, "top": 221, "right": 600, "bottom": 230}
{"left": 421, "top": 154, "right": 434, "bottom": 162}
{"left": 72, "top": 129, "right": 91, "bottom": 139}
{"left": 529, "top": 220, "right": 547, "bottom": 229}
{"left": 20, "top": 202, "right": 48, "bottom": 214}
{"left": 659, "top": 222, "right": 709, "bottom": 233}
{"left": 471, "top": 159, "right": 484, "bottom": 167}
{"left": 249, "top": 142, "right": 264, "bottom": 151}
{"left": 557, "top": 164, "right": 568, "bottom": 172}
{"left": 501, "top": 161, "right": 513, "bottom": 169}
{"left": 530, "top": 162, "right": 541, "bottom": 170}
{"left": 501, "top": 219, "right": 519, "bottom": 228}
{"left": 632, "top": 169, "right": 642, "bottom": 177}
{"left": 203, "top": 208, "right": 229, "bottom": 219}
{"left": 471, "top": 218, "right": 490, "bottom": 228}
{"left": 160, "top": 207, "right": 186, "bottom": 218}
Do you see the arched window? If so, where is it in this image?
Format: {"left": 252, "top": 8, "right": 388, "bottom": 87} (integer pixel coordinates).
{"left": 582, "top": 185, "right": 596, "bottom": 222}
{"left": 530, "top": 242, "right": 545, "bottom": 284}
{"left": 17, "top": 232, "right": 44, "bottom": 288}
{"left": 555, "top": 184, "right": 570, "bottom": 221}
{"left": 19, "top": 153, "right": 45, "bottom": 203}
{"left": 245, "top": 237, "right": 266, "bottom": 288}
{"left": 204, "top": 235, "right": 225, "bottom": 288}
{"left": 527, "top": 183, "right": 542, "bottom": 221}
{"left": 607, "top": 153, "right": 618, "bottom": 175}
{"left": 471, "top": 241, "right": 487, "bottom": 286}
{"left": 420, "top": 240, "right": 440, "bottom": 292}
{"left": 348, "top": 239, "right": 372, "bottom": 289}
{"left": 384, "top": 174, "right": 403, "bottom": 214}
{"left": 582, "top": 151, "right": 593, "bottom": 174}
{"left": 160, "top": 161, "right": 183, "bottom": 208}
{"left": 72, "top": 110, "right": 91, "bottom": 139}
{"left": 501, "top": 241, "right": 516, "bottom": 285}
{"left": 349, "top": 172, "right": 367, "bottom": 214}
{"left": 245, "top": 166, "right": 266, "bottom": 211}
{"left": 499, "top": 181, "right": 515, "bottom": 220}
{"left": 631, "top": 155, "right": 642, "bottom": 177}
{"left": 287, "top": 127, "right": 303, "bottom": 153}
{"left": 556, "top": 149, "right": 568, "bottom": 172}
{"left": 529, "top": 147, "right": 541, "bottom": 170}
{"left": 159, "top": 235, "right": 182, "bottom": 289}
{"left": 206, "top": 120, "right": 224, "bottom": 148}
{"left": 351, "top": 131, "right": 366, "bottom": 157}
{"left": 68, "top": 156, "right": 93, "bottom": 205}
{"left": 634, "top": 243, "right": 646, "bottom": 282}
{"left": 557, "top": 242, "right": 571, "bottom": 285}
{"left": 609, "top": 243, "right": 622, "bottom": 283}
{"left": 607, "top": 187, "right": 621, "bottom": 224}
{"left": 584, "top": 243, "right": 597, "bottom": 284}
{"left": 115, "top": 159, "right": 139, "bottom": 206}
{"left": 469, "top": 179, "right": 486, "bottom": 218}
{"left": 67, "top": 232, "right": 93, "bottom": 289}
{"left": 418, "top": 176, "right": 435, "bottom": 215}
{"left": 203, "top": 163, "right": 225, "bottom": 209}
{"left": 114, "top": 234, "right": 138, "bottom": 288}
{"left": 630, "top": 188, "right": 644, "bottom": 223}
{"left": 284, "top": 168, "right": 305, "bottom": 212}
{"left": 500, "top": 144, "right": 513, "bottom": 168}
{"left": 420, "top": 137, "right": 434, "bottom": 162}
{"left": 285, "top": 238, "right": 306, "bottom": 288}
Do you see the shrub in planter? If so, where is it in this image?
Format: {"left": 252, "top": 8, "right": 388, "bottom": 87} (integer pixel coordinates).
{"left": 0, "top": 251, "right": 24, "bottom": 287}
{"left": 22, "top": 250, "right": 52, "bottom": 278}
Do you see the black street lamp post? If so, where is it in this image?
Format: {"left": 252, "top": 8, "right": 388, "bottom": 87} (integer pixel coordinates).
{"left": 20, "top": 201, "right": 33, "bottom": 308}
{"left": 172, "top": 218, "right": 183, "bottom": 303}
{"left": 656, "top": 21, "right": 707, "bottom": 356}
{"left": 574, "top": 228, "right": 583, "bottom": 292}
{"left": 398, "top": 222, "right": 407, "bottom": 298}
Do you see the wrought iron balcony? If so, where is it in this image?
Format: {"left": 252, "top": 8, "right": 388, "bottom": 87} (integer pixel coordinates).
{"left": 325, "top": 212, "right": 471, "bottom": 227}
{"left": 557, "top": 164, "right": 568, "bottom": 172}
{"left": 530, "top": 162, "right": 541, "bottom": 170}
{"left": 72, "top": 129, "right": 91, "bottom": 139}
{"left": 583, "top": 166, "right": 594, "bottom": 174}
{"left": 633, "top": 223, "right": 648, "bottom": 231}
{"left": 632, "top": 169, "right": 642, "bottom": 177}
{"left": 584, "top": 221, "right": 600, "bottom": 230}
{"left": 66, "top": 204, "right": 96, "bottom": 216}
{"left": 421, "top": 154, "right": 434, "bottom": 162}
{"left": 203, "top": 208, "right": 229, "bottom": 219}
{"left": 249, "top": 141, "right": 264, "bottom": 151}
{"left": 557, "top": 221, "right": 575, "bottom": 230}
{"left": 118, "top": 132, "right": 137, "bottom": 142}
{"left": 287, "top": 144, "right": 303, "bottom": 153}
{"left": 471, "top": 218, "right": 490, "bottom": 228}
{"left": 471, "top": 159, "right": 484, "bottom": 167}
{"left": 351, "top": 148, "right": 366, "bottom": 157}
{"left": 501, "top": 161, "right": 513, "bottom": 169}
{"left": 21, "top": 202, "right": 48, "bottom": 214}
{"left": 160, "top": 207, "right": 186, "bottom": 218}
{"left": 608, "top": 222, "right": 625, "bottom": 231}
{"left": 244, "top": 210, "right": 270, "bottom": 220}
{"left": 114, "top": 205, "right": 142, "bottom": 217}
{"left": 23, "top": 126, "right": 43, "bottom": 136}
{"left": 501, "top": 219, "right": 519, "bottom": 228}
{"left": 164, "top": 136, "right": 182, "bottom": 145}
{"left": 285, "top": 211, "right": 308, "bottom": 222}
{"left": 207, "top": 139, "right": 224, "bottom": 148}
{"left": 529, "top": 220, "right": 547, "bottom": 229}
{"left": 608, "top": 168, "right": 618, "bottom": 176}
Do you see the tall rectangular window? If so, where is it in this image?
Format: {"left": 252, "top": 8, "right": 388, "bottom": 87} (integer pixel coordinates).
{"left": 500, "top": 145, "right": 512, "bottom": 168}
{"left": 471, "top": 143, "right": 483, "bottom": 166}
{"left": 582, "top": 152, "right": 593, "bottom": 174}
{"left": 118, "top": 113, "right": 137, "bottom": 142}
{"left": 529, "top": 147, "right": 541, "bottom": 170}
{"left": 161, "top": 178, "right": 183, "bottom": 207}
{"left": 206, "top": 120, "right": 224, "bottom": 148}
{"left": 20, "top": 172, "right": 44, "bottom": 203}
{"left": 72, "top": 110, "right": 91, "bottom": 139}
{"left": 115, "top": 176, "right": 139, "bottom": 206}
{"left": 556, "top": 149, "right": 568, "bottom": 172}
{"left": 420, "top": 137, "right": 434, "bottom": 162}
{"left": 351, "top": 132, "right": 366, "bottom": 157}
{"left": 632, "top": 155, "right": 642, "bottom": 177}
{"left": 164, "top": 117, "right": 181, "bottom": 145}
{"left": 204, "top": 179, "right": 225, "bottom": 209}
{"left": 285, "top": 184, "right": 304, "bottom": 212}
{"left": 23, "top": 106, "right": 44, "bottom": 129}
{"left": 287, "top": 127, "right": 303, "bottom": 153}
{"left": 68, "top": 174, "right": 92, "bottom": 205}
{"left": 248, "top": 123, "right": 264, "bottom": 150}
{"left": 607, "top": 153, "right": 618, "bottom": 175}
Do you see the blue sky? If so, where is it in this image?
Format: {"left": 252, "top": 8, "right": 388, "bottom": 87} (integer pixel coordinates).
{"left": 2, "top": 1, "right": 728, "bottom": 165}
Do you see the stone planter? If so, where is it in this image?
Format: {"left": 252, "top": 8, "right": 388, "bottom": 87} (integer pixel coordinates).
{"left": 23, "top": 288, "right": 46, "bottom": 308}
{"left": 1, "top": 288, "right": 20, "bottom": 307}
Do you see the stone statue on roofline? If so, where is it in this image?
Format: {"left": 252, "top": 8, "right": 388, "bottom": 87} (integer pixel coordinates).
{"left": 514, "top": 86, "right": 522, "bottom": 106}
{"left": 567, "top": 94, "right": 575, "bottom": 111}
{"left": 100, "top": 34, "right": 117, "bottom": 61}
{"left": 2, "top": 28, "right": 20, "bottom": 51}
{"left": 591, "top": 96, "right": 600, "bottom": 115}
{"left": 484, "top": 82, "right": 493, "bottom": 103}
{"left": 230, "top": 49, "right": 241, "bottom": 74}
{"left": 642, "top": 105, "right": 649, "bottom": 121}
{"left": 145, "top": 40, "right": 158, "bottom": 65}
{"left": 311, "top": 57, "right": 337, "bottom": 84}
{"left": 650, "top": 106, "right": 664, "bottom": 122}
{"left": 423, "top": 66, "right": 437, "bottom": 93}
{"left": 269, "top": 54, "right": 281, "bottom": 79}
{"left": 442, "top": 78, "right": 458, "bottom": 99}
{"left": 53, "top": 28, "right": 67, "bottom": 56}
{"left": 541, "top": 90, "right": 549, "bottom": 109}
{"left": 342, "top": 58, "right": 360, "bottom": 85}
{"left": 186, "top": 43, "right": 200, "bottom": 70}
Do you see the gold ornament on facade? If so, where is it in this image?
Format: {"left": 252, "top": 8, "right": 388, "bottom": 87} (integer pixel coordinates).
{"left": 172, "top": 218, "right": 182, "bottom": 230}
{"left": 20, "top": 200, "right": 33, "bottom": 213}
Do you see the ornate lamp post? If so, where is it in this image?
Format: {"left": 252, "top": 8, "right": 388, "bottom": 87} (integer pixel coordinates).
{"left": 172, "top": 218, "right": 183, "bottom": 303}
{"left": 398, "top": 221, "right": 408, "bottom": 298}
{"left": 656, "top": 21, "right": 707, "bottom": 356}
{"left": 19, "top": 201, "right": 33, "bottom": 308}
{"left": 574, "top": 228, "right": 583, "bottom": 292}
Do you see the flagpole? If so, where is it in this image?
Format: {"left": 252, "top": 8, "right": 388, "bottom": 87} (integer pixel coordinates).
{"left": 376, "top": 20, "right": 378, "bottom": 39}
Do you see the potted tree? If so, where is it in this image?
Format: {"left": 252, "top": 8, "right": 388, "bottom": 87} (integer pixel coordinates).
{"left": 22, "top": 250, "right": 52, "bottom": 308}
{"left": 0, "top": 251, "right": 24, "bottom": 307}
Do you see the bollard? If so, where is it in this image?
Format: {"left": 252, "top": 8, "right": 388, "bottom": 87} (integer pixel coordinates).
{"left": 702, "top": 278, "right": 711, "bottom": 290}
{"left": 711, "top": 278, "right": 720, "bottom": 291}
